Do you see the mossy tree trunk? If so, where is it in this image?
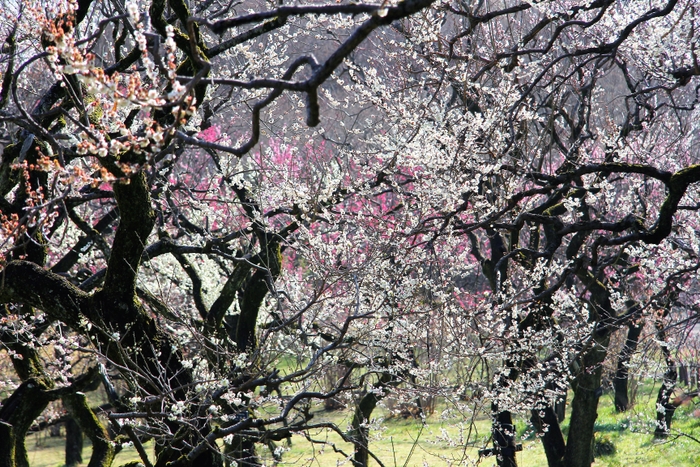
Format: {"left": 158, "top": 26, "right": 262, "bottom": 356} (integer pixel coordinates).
{"left": 63, "top": 392, "right": 114, "bottom": 467}
{"left": 0, "top": 379, "right": 52, "bottom": 467}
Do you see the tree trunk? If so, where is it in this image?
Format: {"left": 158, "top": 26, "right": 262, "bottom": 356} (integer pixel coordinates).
{"left": 492, "top": 407, "right": 518, "bottom": 467}
{"left": 654, "top": 316, "right": 677, "bottom": 438}
{"left": 0, "top": 422, "right": 15, "bottom": 467}
{"left": 563, "top": 336, "right": 608, "bottom": 467}
{"left": 351, "top": 393, "right": 376, "bottom": 467}
{"left": 654, "top": 368, "right": 677, "bottom": 438}
{"left": 63, "top": 392, "right": 114, "bottom": 467}
{"left": 531, "top": 405, "right": 565, "bottom": 467}
{"left": 351, "top": 397, "right": 373, "bottom": 467}
{"left": 614, "top": 313, "right": 644, "bottom": 412}
{"left": 0, "top": 379, "right": 52, "bottom": 467}
{"left": 65, "top": 417, "right": 83, "bottom": 467}
{"left": 350, "top": 373, "right": 394, "bottom": 467}
{"left": 679, "top": 365, "right": 689, "bottom": 386}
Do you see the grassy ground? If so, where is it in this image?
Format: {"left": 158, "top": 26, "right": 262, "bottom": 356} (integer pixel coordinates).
{"left": 24, "top": 382, "right": 700, "bottom": 467}
{"left": 25, "top": 433, "right": 143, "bottom": 467}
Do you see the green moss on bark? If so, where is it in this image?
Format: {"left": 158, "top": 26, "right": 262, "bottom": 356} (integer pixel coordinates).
{"left": 63, "top": 392, "right": 114, "bottom": 467}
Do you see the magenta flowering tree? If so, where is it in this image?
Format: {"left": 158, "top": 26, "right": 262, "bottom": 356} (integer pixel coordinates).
{"left": 1, "top": 1, "right": 700, "bottom": 467}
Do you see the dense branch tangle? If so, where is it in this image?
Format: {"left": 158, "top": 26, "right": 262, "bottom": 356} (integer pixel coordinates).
{"left": 0, "top": 1, "right": 439, "bottom": 467}
{"left": 413, "top": 1, "right": 700, "bottom": 466}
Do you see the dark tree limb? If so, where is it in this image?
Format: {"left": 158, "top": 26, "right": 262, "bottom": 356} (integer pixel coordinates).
{"left": 102, "top": 171, "right": 155, "bottom": 302}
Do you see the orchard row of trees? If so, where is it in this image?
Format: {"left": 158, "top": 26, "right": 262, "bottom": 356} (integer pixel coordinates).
{"left": 1, "top": 1, "right": 700, "bottom": 467}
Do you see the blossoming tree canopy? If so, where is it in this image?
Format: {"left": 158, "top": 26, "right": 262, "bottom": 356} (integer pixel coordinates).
{"left": 0, "top": 1, "right": 700, "bottom": 467}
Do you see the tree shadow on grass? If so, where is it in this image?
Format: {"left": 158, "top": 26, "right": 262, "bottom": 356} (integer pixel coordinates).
{"left": 595, "top": 422, "right": 630, "bottom": 433}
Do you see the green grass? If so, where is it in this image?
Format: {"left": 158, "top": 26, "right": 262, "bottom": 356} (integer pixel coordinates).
{"left": 579, "top": 386, "right": 700, "bottom": 467}
{"left": 24, "top": 384, "right": 700, "bottom": 467}
{"left": 270, "top": 384, "right": 700, "bottom": 467}
{"left": 25, "top": 432, "right": 145, "bottom": 467}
